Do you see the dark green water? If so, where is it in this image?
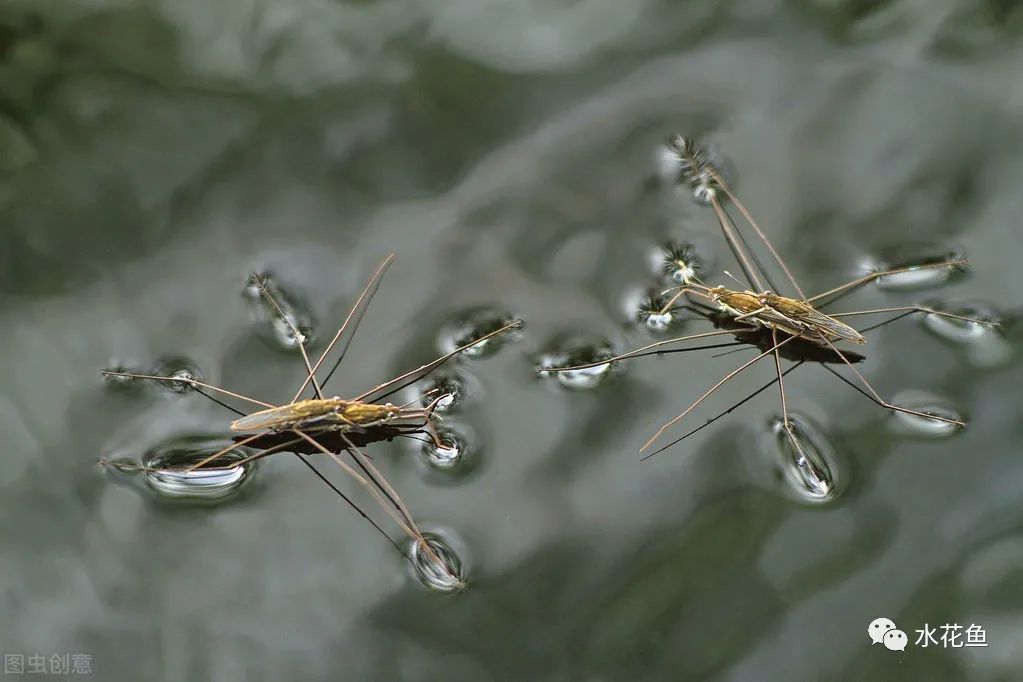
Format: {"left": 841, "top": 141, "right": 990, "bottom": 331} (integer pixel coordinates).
{"left": 2, "top": 2, "right": 1023, "bottom": 680}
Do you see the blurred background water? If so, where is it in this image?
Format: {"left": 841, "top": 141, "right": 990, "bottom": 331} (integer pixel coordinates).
{"left": 2, "top": 1, "right": 1023, "bottom": 680}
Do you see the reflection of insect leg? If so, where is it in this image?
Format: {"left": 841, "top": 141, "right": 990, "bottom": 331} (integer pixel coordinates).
{"left": 813, "top": 334, "right": 966, "bottom": 427}
{"left": 544, "top": 329, "right": 741, "bottom": 373}
{"left": 829, "top": 305, "right": 996, "bottom": 327}
{"left": 639, "top": 334, "right": 799, "bottom": 452}
{"left": 807, "top": 260, "right": 970, "bottom": 308}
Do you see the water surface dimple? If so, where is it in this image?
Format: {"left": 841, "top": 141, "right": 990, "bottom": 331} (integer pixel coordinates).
{"left": 888, "top": 390, "right": 965, "bottom": 437}
{"left": 869, "top": 250, "right": 966, "bottom": 291}
{"left": 150, "top": 356, "right": 204, "bottom": 393}
{"left": 536, "top": 335, "right": 617, "bottom": 391}
{"left": 921, "top": 300, "right": 1011, "bottom": 367}
{"left": 138, "top": 437, "right": 255, "bottom": 500}
{"left": 413, "top": 371, "right": 480, "bottom": 415}
{"left": 244, "top": 272, "right": 317, "bottom": 352}
{"left": 408, "top": 532, "right": 468, "bottom": 593}
{"left": 437, "top": 307, "right": 520, "bottom": 359}
{"left": 420, "top": 425, "right": 475, "bottom": 473}
{"left": 764, "top": 413, "right": 840, "bottom": 504}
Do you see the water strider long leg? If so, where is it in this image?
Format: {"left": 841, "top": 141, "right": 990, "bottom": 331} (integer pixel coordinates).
{"left": 829, "top": 305, "right": 997, "bottom": 326}
{"left": 807, "top": 259, "right": 970, "bottom": 308}
{"left": 183, "top": 432, "right": 268, "bottom": 472}
{"left": 100, "top": 370, "right": 274, "bottom": 409}
{"left": 250, "top": 274, "right": 324, "bottom": 401}
{"left": 543, "top": 329, "right": 742, "bottom": 374}
{"left": 352, "top": 319, "right": 522, "bottom": 403}
{"left": 707, "top": 169, "right": 806, "bottom": 299}
{"left": 813, "top": 334, "right": 966, "bottom": 427}
{"left": 294, "top": 430, "right": 419, "bottom": 540}
{"left": 641, "top": 361, "right": 805, "bottom": 461}
{"left": 771, "top": 328, "right": 810, "bottom": 464}
{"left": 338, "top": 431, "right": 419, "bottom": 538}
{"left": 709, "top": 194, "right": 766, "bottom": 293}
{"left": 289, "top": 451, "right": 405, "bottom": 555}
{"left": 639, "top": 334, "right": 799, "bottom": 452}
{"left": 656, "top": 285, "right": 700, "bottom": 316}
{"left": 198, "top": 436, "right": 306, "bottom": 470}
{"left": 296, "top": 254, "right": 395, "bottom": 402}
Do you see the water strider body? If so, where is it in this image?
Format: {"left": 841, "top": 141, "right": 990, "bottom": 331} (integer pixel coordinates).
{"left": 707, "top": 286, "right": 866, "bottom": 345}
{"left": 229, "top": 397, "right": 437, "bottom": 433}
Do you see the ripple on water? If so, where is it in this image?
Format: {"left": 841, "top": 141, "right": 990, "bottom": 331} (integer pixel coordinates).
{"left": 244, "top": 272, "right": 317, "bottom": 351}
{"left": 437, "top": 307, "right": 520, "bottom": 359}
{"left": 889, "top": 390, "right": 965, "bottom": 437}
{"left": 124, "top": 437, "right": 257, "bottom": 501}
{"left": 763, "top": 413, "right": 841, "bottom": 504}
{"left": 408, "top": 531, "right": 468, "bottom": 593}
{"left": 536, "top": 335, "right": 617, "bottom": 390}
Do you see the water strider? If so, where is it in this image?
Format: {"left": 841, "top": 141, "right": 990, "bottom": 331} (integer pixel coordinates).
{"left": 102, "top": 254, "right": 522, "bottom": 587}
{"left": 546, "top": 136, "right": 998, "bottom": 462}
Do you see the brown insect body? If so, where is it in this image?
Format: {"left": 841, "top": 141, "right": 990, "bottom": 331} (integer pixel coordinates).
{"left": 758, "top": 292, "right": 866, "bottom": 345}
{"left": 230, "top": 398, "right": 398, "bottom": 432}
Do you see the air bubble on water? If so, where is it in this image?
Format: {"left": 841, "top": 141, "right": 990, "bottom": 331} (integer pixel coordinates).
{"left": 764, "top": 413, "right": 840, "bottom": 504}
{"left": 150, "top": 356, "right": 203, "bottom": 393}
{"left": 437, "top": 307, "right": 520, "bottom": 359}
{"left": 622, "top": 287, "right": 682, "bottom": 333}
{"left": 138, "top": 438, "right": 255, "bottom": 500}
{"left": 537, "top": 336, "right": 617, "bottom": 390}
{"left": 420, "top": 425, "right": 474, "bottom": 472}
{"left": 408, "top": 531, "right": 468, "bottom": 593}
{"left": 244, "top": 272, "right": 317, "bottom": 351}
{"left": 867, "top": 250, "right": 967, "bottom": 292}
{"left": 889, "top": 390, "right": 965, "bottom": 437}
